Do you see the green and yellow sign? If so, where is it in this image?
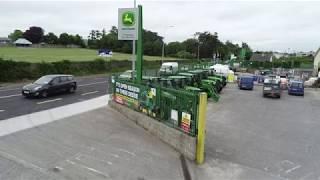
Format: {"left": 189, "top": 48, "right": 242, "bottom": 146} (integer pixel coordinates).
{"left": 118, "top": 8, "right": 138, "bottom": 40}
{"left": 122, "top": 11, "right": 135, "bottom": 26}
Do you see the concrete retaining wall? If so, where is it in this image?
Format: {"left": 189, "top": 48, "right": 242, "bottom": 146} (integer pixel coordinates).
{"left": 109, "top": 100, "right": 197, "bottom": 160}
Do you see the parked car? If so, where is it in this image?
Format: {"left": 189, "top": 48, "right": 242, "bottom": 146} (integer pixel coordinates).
{"left": 280, "top": 77, "right": 288, "bottom": 90}
{"left": 263, "top": 78, "right": 281, "bottom": 98}
{"left": 288, "top": 80, "right": 304, "bottom": 96}
{"left": 238, "top": 76, "right": 254, "bottom": 90}
{"left": 304, "top": 77, "right": 318, "bottom": 87}
{"left": 159, "top": 62, "right": 178, "bottom": 76}
{"left": 119, "top": 70, "right": 136, "bottom": 80}
{"left": 22, "top": 75, "right": 77, "bottom": 98}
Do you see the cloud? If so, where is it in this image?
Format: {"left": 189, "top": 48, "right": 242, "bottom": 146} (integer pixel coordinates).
{"left": 0, "top": 0, "right": 319, "bottom": 52}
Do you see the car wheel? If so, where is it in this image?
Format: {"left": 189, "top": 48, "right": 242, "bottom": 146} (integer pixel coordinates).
{"left": 69, "top": 86, "right": 76, "bottom": 93}
{"left": 41, "top": 90, "right": 48, "bottom": 98}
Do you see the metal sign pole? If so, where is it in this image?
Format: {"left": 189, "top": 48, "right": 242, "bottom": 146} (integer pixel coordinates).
{"left": 136, "top": 5, "right": 143, "bottom": 83}
{"left": 132, "top": 0, "right": 136, "bottom": 74}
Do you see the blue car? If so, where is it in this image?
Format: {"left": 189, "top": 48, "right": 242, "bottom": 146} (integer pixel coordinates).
{"left": 238, "top": 76, "right": 254, "bottom": 90}
{"left": 288, "top": 81, "right": 304, "bottom": 96}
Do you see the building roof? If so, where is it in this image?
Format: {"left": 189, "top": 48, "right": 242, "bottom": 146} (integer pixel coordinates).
{"left": 0, "top": 37, "right": 10, "bottom": 41}
{"left": 250, "top": 53, "right": 273, "bottom": 62}
{"left": 14, "top": 38, "right": 32, "bottom": 45}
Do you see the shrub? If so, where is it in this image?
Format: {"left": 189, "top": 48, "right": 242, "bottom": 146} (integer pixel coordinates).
{"left": 0, "top": 58, "right": 196, "bottom": 82}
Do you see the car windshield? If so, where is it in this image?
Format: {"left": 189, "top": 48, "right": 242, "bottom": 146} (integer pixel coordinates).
{"left": 241, "top": 77, "right": 253, "bottom": 82}
{"left": 34, "top": 76, "right": 52, "bottom": 84}
{"left": 291, "top": 82, "right": 303, "bottom": 88}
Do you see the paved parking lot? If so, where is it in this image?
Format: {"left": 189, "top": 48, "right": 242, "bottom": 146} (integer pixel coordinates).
{"left": 0, "top": 107, "right": 184, "bottom": 180}
{"left": 200, "top": 83, "right": 320, "bottom": 179}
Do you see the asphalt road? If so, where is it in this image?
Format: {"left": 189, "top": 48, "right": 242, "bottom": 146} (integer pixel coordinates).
{"left": 204, "top": 83, "right": 320, "bottom": 179}
{"left": 0, "top": 75, "right": 110, "bottom": 120}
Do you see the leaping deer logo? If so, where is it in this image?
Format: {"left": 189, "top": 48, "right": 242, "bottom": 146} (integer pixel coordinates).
{"left": 122, "top": 11, "right": 135, "bottom": 26}
{"left": 124, "top": 14, "right": 133, "bottom": 24}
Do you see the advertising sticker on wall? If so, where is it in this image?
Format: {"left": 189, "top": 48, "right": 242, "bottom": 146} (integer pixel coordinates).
{"left": 181, "top": 112, "right": 191, "bottom": 133}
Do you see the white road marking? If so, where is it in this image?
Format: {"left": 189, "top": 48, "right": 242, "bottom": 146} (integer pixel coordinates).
{"left": 0, "top": 87, "right": 21, "bottom": 92}
{"left": 37, "top": 98, "right": 62, "bottom": 105}
{"left": 110, "top": 153, "right": 120, "bottom": 158}
{"left": 118, "top": 148, "right": 136, "bottom": 156}
{"left": 66, "top": 159, "right": 109, "bottom": 178}
{"left": 78, "top": 81, "right": 107, "bottom": 87}
{"left": 0, "top": 110, "right": 5, "bottom": 112}
{"left": 81, "top": 91, "right": 99, "bottom": 96}
{"left": 285, "top": 165, "right": 301, "bottom": 174}
{"left": 0, "top": 94, "right": 21, "bottom": 99}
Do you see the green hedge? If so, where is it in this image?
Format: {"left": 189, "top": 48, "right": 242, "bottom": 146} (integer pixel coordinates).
{"left": 0, "top": 58, "right": 194, "bottom": 82}
{"left": 235, "top": 59, "right": 313, "bottom": 69}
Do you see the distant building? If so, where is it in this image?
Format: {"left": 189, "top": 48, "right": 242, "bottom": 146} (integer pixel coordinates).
{"left": 273, "top": 52, "right": 289, "bottom": 59}
{"left": 296, "top": 51, "right": 314, "bottom": 57}
{"left": 14, "top": 38, "right": 32, "bottom": 47}
{"left": 0, "top": 37, "right": 11, "bottom": 45}
{"left": 314, "top": 48, "right": 320, "bottom": 76}
{"left": 250, "top": 53, "right": 273, "bottom": 62}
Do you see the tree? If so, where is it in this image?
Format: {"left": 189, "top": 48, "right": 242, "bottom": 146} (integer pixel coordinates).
{"left": 73, "top": 34, "right": 86, "bottom": 48}
{"left": 23, "top": 26, "right": 44, "bottom": 43}
{"left": 182, "top": 38, "right": 198, "bottom": 56}
{"left": 195, "top": 31, "right": 220, "bottom": 58}
{"left": 143, "top": 30, "right": 163, "bottom": 56}
{"left": 166, "top": 42, "right": 184, "bottom": 57}
{"left": 59, "top": 33, "right": 70, "bottom": 45}
{"left": 43, "top": 32, "right": 58, "bottom": 44}
{"left": 8, "top": 29, "right": 23, "bottom": 41}
{"left": 176, "top": 50, "right": 193, "bottom": 59}
{"left": 241, "top": 42, "right": 253, "bottom": 60}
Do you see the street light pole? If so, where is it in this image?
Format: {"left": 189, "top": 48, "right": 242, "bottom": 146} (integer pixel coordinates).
{"left": 194, "top": 33, "right": 200, "bottom": 62}
{"left": 197, "top": 43, "right": 200, "bottom": 61}
{"left": 161, "top": 25, "right": 174, "bottom": 64}
{"left": 161, "top": 42, "right": 165, "bottom": 64}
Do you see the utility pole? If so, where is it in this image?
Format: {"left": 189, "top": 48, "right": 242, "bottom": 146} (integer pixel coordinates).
{"left": 131, "top": 0, "right": 136, "bottom": 73}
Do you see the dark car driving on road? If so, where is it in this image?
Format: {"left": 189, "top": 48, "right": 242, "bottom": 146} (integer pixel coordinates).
{"left": 238, "top": 75, "right": 254, "bottom": 90}
{"left": 22, "top": 75, "right": 77, "bottom": 98}
{"left": 288, "top": 80, "right": 304, "bottom": 96}
{"left": 263, "top": 78, "right": 281, "bottom": 98}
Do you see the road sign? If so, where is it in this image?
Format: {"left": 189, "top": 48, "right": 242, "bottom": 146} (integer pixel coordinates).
{"left": 118, "top": 8, "right": 138, "bottom": 40}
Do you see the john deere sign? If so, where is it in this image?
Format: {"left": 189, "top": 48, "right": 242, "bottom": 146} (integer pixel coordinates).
{"left": 118, "top": 8, "right": 138, "bottom": 40}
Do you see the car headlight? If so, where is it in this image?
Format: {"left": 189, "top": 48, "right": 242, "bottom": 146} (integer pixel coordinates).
{"left": 33, "top": 86, "right": 42, "bottom": 91}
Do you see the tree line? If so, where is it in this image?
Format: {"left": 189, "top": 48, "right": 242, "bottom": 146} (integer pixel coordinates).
{"left": 7, "top": 26, "right": 253, "bottom": 60}
{"left": 8, "top": 27, "right": 86, "bottom": 47}
{"left": 87, "top": 26, "right": 252, "bottom": 60}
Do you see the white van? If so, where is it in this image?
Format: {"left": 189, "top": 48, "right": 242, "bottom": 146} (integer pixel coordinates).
{"left": 159, "top": 62, "right": 178, "bottom": 75}
{"left": 209, "top": 64, "right": 230, "bottom": 77}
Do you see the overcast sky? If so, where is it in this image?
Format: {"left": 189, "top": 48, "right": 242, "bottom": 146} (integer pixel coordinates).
{"left": 0, "top": 0, "right": 319, "bottom": 52}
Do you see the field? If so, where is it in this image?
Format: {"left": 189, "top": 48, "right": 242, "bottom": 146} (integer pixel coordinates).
{"left": 0, "top": 47, "right": 182, "bottom": 63}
